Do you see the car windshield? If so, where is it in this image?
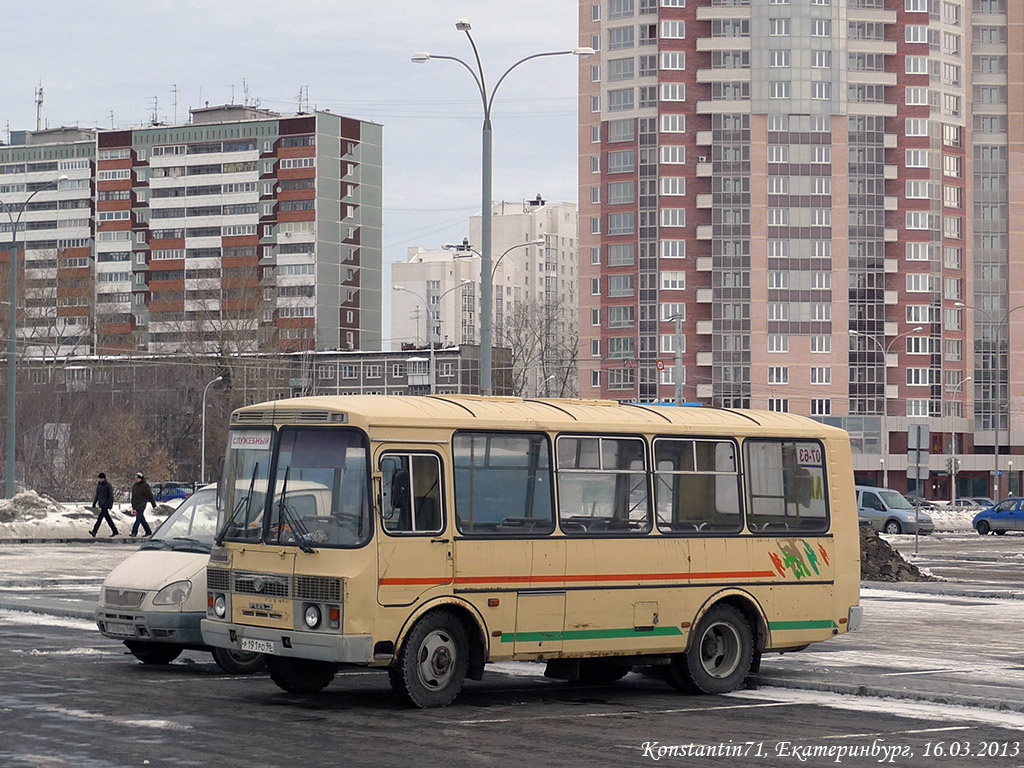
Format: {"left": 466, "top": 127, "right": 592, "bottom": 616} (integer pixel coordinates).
{"left": 880, "top": 491, "right": 913, "bottom": 510}
{"left": 143, "top": 489, "right": 217, "bottom": 553}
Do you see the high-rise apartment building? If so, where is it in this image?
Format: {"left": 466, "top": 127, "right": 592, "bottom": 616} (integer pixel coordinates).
{"left": 0, "top": 105, "right": 382, "bottom": 358}
{"left": 580, "top": 0, "right": 1021, "bottom": 498}
{"left": 393, "top": 197, "right": 579, "bottom": 396}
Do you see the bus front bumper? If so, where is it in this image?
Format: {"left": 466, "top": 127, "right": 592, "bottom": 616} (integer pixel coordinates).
{"left": 201, "top": 619, "right": 373, "bottom": 664}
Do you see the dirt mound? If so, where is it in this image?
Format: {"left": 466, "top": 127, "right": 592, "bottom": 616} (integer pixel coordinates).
{"left": 860, "top": 524, "right": 934, "bottom": 581}
{"left": 0, "top": 490, "right": 65, "bottom": 523}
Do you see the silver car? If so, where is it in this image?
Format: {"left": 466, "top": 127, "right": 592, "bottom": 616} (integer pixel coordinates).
{"left": 856, "top": 486, "right": 935, "bottom": 535}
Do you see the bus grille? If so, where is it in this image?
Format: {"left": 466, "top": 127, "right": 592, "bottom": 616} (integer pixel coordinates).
{"left": 295, "top": 575, "right": 342, "bottom": 602}
{"left": 104, "top": 588, "right": 145, "bottom": 608}
{"left": 233, "top": 571, "right": 291, "bottom": 598}
{"left": 206, "top": 568, "right": 231, "bottom": 591}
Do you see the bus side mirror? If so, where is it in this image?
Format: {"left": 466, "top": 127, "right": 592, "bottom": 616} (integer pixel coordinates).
{"left": 215, "top": 455, "right": 226, "bottom": 506}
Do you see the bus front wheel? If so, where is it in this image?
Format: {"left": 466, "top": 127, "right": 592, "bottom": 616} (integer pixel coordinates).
{"left": 392, "top": 610, "right": 468, "bottom": 708}
{"left": 266, "top": 656, "right": 337, "bottom": 694}
{"left": 664, "top": 604, "right": 753, "bottom": 694}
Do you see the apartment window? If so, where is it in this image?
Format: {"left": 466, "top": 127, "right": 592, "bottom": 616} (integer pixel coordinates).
{"left": 905, "top": 87, "right": 929, "bottom": 106}
{"left": 591, "top": 186, "right": 601, "bottom": 204}
{"left": 769, "top": 82, "right": 791, "bottom": 99}
{"left": 639, "top": 86, "right": 658, "bottom": 109}
{"left": 592, "top": 95, "right": 601, "bottom": 113}
{"left": 812, "top": 147, "right": 831, "bottom": 164}
{"left": 810, "top": 399, "right": 831, "bottom": 416}
{"left": 591, "top": 370, "right": 601, "bottom": 388}
{"left": 945, "top": 307, "right": 962, "bottom": 331}
{"left": 943, "top": 155, "right": 961, "bottom": 178}
{"left": 660, "top": 114, "right": 685, "bottom": 133}
{"left": 591, "top": 65, "right": 601, "bottom": 82}
{"left": 608, "top": 150, "right": 635, "bottom": 174}
{"left": 608, "top": 58, "right": 634, "bottom": 81}
{"left": 906, "top": 368, "right": 932, "bottom": 386}
{"left": 768, "top": 367, "right": 789, "bottom": 385}
{"left": 945, "top": 339, "right": 962, "bottom": 362}
{"left": 944, "top": 216, "right": 962, "bottom": 240}
{"left": 608, "top": 181, "right": 635, "bottom": 205}
{"left": 608, "top": 337, "right": 635, "bottom": 359}
{"left": 810, "top": 367, "right": 831, "bottom": 385}
{"left": 660, "top": 334, "right": 684, "bottom": 354}
{"left": 592, "top": 339, "right": 601, "bottom": 357}
{"left": 810, "top": 82, "right": 831, "bottom": 100}
{"left": 608, "top": 274, "right": 635, "bottom": 297}
{"left": 591, "top": 247, "right": 601, "bottom": 265}
{"left": 769, "top": 50, "right": 790, "bottom": 68}
{"left": 768, "top": 272, "right": 788, "bottom": 290}
{"left": 591, "top": 216, "right": 601, "bottom": 235}
{"left": 944, "top": 246, "right": 961, "bottom": 270}
{"left": 768, "top": 209, "right": 789, "bottom": 226}
{"left": 768, "top": 303, "right": 789, "bottom": 321}
{"left": 905, "top": 180, "right": 931, "bottom": 199}
{"left": 609, "top": 0, "right": 634, "bottom": 18}
{"left": 661, "top": 240, "right": 685, "bottom": 259}
{"left": 639, "top": 54, "right": 657, "bottom": 77}
{"left": 943, "top": 185, "right": 961, "bottom": 209}
{"left": 660, "top": 83, "right": 685, "bottom": 102}
{"left": 811, "top": 335, "right": 831, "bottom": 353}
{"left": 660, "top": 208, "right": 686, "bottom": 227}
{"left": 660, "top": 52, "right": 685, "bottom": 70}
{"left": 811, "top": 19, "right": 831, "bottom": 36}
{"left": 812, "top": 178, "right": 831, "bottom": 195}
{"left": 811, "top": 50, "right": 831, "bottom": 68}
{"left": 661, "top": 21, "right": 685, "bottom": 38}
{"left": 608, "top": 119, "right": 634, "bottom": 143}
{"left": 608, "top": 212, "right": 635, "bottom": 235}
{"left": 767, "top": 399, "right": 789, "bottom": 413}
{"left": 660, "top": 146, "right": 685, "bottom": 164}
{"left": 768, "top": 335, "right": 789, "bottom": 353}
{"left": 660, "top": 271, "right": 685, "bottom": 291}
{"left": 905, "top": 149, "right": 930, "bottom": 168}
{"left": 661, "top": 303, "right": 685, "bottom": 322}
{"left": 768, "top": 177, "right": 788, "bottom": 194}
{"left": 609, "top": 88, "right": 634, "bottom": 111}
{"left": 769, "top": 19, "right": 790, "bottom": 36}
{"left": 591, "top": 278, "right": 601, "bottom": 295}
{"left": 609, "top": 26, "right": 635, "bottom": 49}
{"left": 768, "top": 146, "right": 789, "bottom": 163}
{"left": 608, "top": 242, "right": 635, "bottom": 266}
{"left": 609, "top": 306, "right": 635, "bottom": 329}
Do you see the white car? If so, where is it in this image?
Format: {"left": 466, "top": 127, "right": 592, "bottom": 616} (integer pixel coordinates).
{"left": 95, "top": 486, "right": 265, "bottom": 674}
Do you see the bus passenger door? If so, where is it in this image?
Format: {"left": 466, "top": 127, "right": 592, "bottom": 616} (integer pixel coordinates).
{"left": 376, "top": 451, "right": 452, "bottom": 607}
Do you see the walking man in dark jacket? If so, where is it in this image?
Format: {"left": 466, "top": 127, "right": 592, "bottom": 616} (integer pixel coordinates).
{"left": 130, "top": 472, "right": 156, "bottom": 537}
{"left": 90, "top": 472, "right": 118, "bottom": 537}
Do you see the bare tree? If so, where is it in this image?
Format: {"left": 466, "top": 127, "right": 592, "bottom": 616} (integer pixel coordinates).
{"left": 498, "top": 294, "right": 578, "bottom": 398}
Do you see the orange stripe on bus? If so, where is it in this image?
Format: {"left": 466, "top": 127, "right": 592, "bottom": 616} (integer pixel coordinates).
{"left": 378, "top": 571, "right": 776, "bottom": 587}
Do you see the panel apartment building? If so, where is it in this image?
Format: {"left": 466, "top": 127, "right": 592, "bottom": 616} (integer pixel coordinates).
{"left": 0, "top": 105, "right": 382, "bottom": 359}
{"left": 579, "top": 0, "right": 1022, "bottom": 498}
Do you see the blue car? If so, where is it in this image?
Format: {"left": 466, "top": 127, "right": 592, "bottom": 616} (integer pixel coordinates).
{"left": 152, "top": 482, "right": 194, "bottom": 503}
{"left": 973, "top": 497, "right": 1023, "bottom": 535}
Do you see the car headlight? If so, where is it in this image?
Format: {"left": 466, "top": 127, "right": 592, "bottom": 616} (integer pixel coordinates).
{"left": 303, "top": 604, "right": 322, "bottom": 629}
{"left": 153, "top": 580, "right": 192, "bottom": 606}
{"left": 213, "top": 594, "right": 227, "bottom": 618}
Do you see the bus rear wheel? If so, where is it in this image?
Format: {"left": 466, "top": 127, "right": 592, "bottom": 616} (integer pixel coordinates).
{"left": 266, "top": 656, "right": 337, "bottom": 694}
{"left": 211, "top": 647, "right": 266, "bottom": 675}
{"left": 392, "top": 610, "right": 468, "bottom": 708}
{"left": 664, "top": 604, "right": 753, "bottom": 695}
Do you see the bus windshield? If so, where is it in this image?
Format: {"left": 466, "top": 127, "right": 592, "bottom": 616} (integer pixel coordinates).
{"left": 268, "top": 428, "right": 371, "bottom": 549}
{"left": 218, "top": 429, "right": 273, "bottom": 543}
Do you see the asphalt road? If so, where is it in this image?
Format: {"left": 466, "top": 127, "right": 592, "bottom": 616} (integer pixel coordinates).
{"left": 1, "top": 538, "right": 1024, "bottom": 768}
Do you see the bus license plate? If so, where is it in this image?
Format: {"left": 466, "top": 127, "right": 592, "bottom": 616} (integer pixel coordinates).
{"left": 105, "top": 621, "right": 136, "bottom": 637}
{"left": 240, "top": 638, "right": 275, "bottom": 655}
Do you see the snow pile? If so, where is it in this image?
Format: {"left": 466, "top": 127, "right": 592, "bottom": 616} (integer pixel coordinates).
{"left": 0, "top": 490, "right": 67, "bottom": 523}
{"left": 925, "top": 507, "right": 977, "bottom": 532}
{"left": 0, "top": 490, "right": 173, "bottom": 539}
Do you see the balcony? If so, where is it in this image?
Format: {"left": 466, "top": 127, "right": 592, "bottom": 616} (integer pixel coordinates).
{"left": 696, "top": 319, "right": 713, "bottom": 336}
{"left": 696, "top": 256, "right": 713, "bottom": 272}
{"left": 696, "top": 225, "right": 714, "bottom": 240}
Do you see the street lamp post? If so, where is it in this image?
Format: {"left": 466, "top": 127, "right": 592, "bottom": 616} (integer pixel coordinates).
{"left": 850, "top": 326, "right": 924, "bottom": 489}
{"left": 668, "top": 314, "right": 684, "bottom": 406}
{"left": 395, "top": 281, "right": 471, "bottom": 394}
{"left": 200, "top": 375, "right": 224, "bottom": 485}
{"left": 3, "top": 175, "right": 67, "bottom": 498}
{"left": 414, "top": 22, "right": 593, "bottom": 395}
{"left": 949, "top": 376, "right": 972, "bottom": 503}
{"left": 955, "top": 301, "right": 1024, "bottom": 501}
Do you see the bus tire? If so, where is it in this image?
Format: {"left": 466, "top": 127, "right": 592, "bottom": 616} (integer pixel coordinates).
{"left": 266, "top": 656, "right": 337, "bottom": 694}
{"left": 211, "top": 647, "right": 266, "bottom": 675}
{"left": 665, "top": 604, "right": 753, "bottom": 695}
{"left": 576, "top": 659, "right": 631, "bottom": 684}
{"left": 125, "top": 641, "right": 182, "bottom": 665}
{"left": 392, "top": 610, "right": 468, "bottom": 708}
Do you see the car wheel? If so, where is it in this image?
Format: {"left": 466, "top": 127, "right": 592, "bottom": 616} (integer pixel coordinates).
{"left": 266, "top": 656, "right": 337, "bottom": 694}
{"left": 124, "top": 641, "right": 182, "bottom": 665}
{"left": 976, "top": 520, "right": 991, "bottom": 535}
{"left": 211, "top": 647, "right": 266, "bottom": 675}
{"left": 391, "top": 610, "right": 468, "bottom": 708}
{"left": 664, "top": 604, "right": 753, "bottom": 695}
{"left": 884, "top": 520, "right": 902, "bottom": 535}
{"left": 995, "top": 529, "right": 1006, "bottom": 536}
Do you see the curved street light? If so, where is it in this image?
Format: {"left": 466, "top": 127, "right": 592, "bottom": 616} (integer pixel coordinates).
{"left": 955, "top": 301, "right": 1024, "bottom": 500}
{"left": 414, "top": 20, "right": 593, "bottom": 395}
{"left": 394, "top": 280, "right": 471, "bottom": 394}
{"left": 948, "top": 375, "right": 972, "bottom": 503}
{"left": 849, "top": 326, "right": 924, "bottom": 488}
{"left": 3, "top": 174, "right": 68, "bottom": 498}
{"left": 200, "top": 375, "right": 224, "bottom": 485}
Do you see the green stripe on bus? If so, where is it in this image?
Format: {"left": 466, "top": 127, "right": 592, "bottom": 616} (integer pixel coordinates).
{"left": 500, "top": 626, "right": 685, "bottom": 644}
{"left": 769, "top": 619, "right": 837, "bottom": 631}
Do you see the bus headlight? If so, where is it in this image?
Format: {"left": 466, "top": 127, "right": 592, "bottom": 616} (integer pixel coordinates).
{"left": 153, "top": 580, "right": 192, "bottom": 606}
{"left": 303, "top": 604, "right": 322, "bottom": 629}
{"left": 213, "top": 594, "right": 227, "bottom": 618}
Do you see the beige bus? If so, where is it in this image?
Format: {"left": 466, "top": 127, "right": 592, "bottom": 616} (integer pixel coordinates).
{"left": 201, "top": 395, "right": 862, "bottom": 707}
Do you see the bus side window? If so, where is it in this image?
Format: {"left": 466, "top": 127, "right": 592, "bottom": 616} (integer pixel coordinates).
{"left": 380, "top": 453, "right": 442, "bottom": 534}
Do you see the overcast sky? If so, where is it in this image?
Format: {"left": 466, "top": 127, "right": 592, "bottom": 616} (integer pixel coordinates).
{"left": 2, "top": 0, "right": 580, "bottom": 347}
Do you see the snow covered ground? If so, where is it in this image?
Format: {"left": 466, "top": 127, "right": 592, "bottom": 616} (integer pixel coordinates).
{"left": 0, "top": 490, "right": 174, "bottom": 539}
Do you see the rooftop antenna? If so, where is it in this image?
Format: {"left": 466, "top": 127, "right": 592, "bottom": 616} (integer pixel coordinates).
{"left": 242, "top": 78, "right": 250, "bottom": 106}
{"left": 298, "top": 85, "right": 309, "bottom": 114}
{"left": 109, "top": 110, "right": 115, "bottom": 129}
{"left": 230, "top": 82, "right": 235, "bottom": 104}
{"left": 171, "top": 83, "right": 178, "bottom": 124}
{"left": 34, "top": 83, "right": 44, "bottom": 131}
{"left": 149, "top": 96, "right": 159, "bottom": 126}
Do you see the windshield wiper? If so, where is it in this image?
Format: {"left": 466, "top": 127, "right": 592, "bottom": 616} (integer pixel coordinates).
{"left": 276, "top": 466, "right": 315, "bottom": 554}
{"left": 215, "top": 462, "right": 259, "bottom": 546}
